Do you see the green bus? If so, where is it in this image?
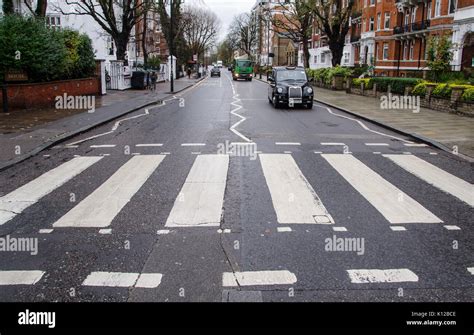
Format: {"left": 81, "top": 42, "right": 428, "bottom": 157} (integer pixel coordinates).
{"left": 232, "top": 59, "right": 254, "bottom": 81}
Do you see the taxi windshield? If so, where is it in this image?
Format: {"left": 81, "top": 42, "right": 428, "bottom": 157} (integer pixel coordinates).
{"left": 276, "top": 70, "right": 307, "bottom": 81}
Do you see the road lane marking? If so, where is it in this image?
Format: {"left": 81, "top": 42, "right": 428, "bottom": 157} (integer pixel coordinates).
{"left": 384, "top": 154, "right": 474, "bottom": 207}
{"left": 157, "top": 229, "right": 170, "bottom": 235}
{"left": 322, "top": 154, "right": 442, "bottom": 224}
{"left": 390, "top": 226, "right": 407, "bottom": 231}
{"left": 165, "top": 154, "right": 229, "bottom": 227}
{"left": 321, "top": 142, "right": 345, "bottom": 146}
{"left": 404, "top": 143, "right": 428, "bottom": 147}
{"left": 365, "top": 143, "right": 389, "bottom": 146}
{"left": 181, "top": 143, "right": 206, "bottom": 147}
{"left": 347, "top": 269, "right": 418, "bottom": 283}
{"left": 135, "top": 144, "right": 163, "bottom": 147}
{"left": 444, "top": 225, "right": 461, "bottom": 230}
{"left": 99, "top": 229, "right": 112, "bottom": 234}
{"left": 0, "top": 156, "right": 102, "bottom": 226}
{"left": 53, "top": 155, "right": 165, "bottom": 228}
{"left": 333, "top": 227, "right": 347, "bottom": 232}
{"left": 468, "top": 268, "right": 474, "bottom": 275}
{"left": 39, "top": 229, "right": 54, "bottom": 234}
{"left": 259, "top": 154, "right": 334, "bottom": 224}
{"left": 222, "top": 270, "right": 297, "bottom": 287}
{"left": 277, "top": 227, "right": 292, "bottom": 232}
{"left": 90, "top": 145, "right": 116, "bottom": 148}
{"left": 82, "top": 272, "right": 162, "bottom": 288}
{"left": 275, "top": 142, "right": 301, "bottom": 146}
{"left": 0, "top": 271, "right": 45, "bottom": 285}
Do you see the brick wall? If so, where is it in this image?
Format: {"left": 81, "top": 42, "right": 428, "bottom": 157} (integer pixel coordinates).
{"left": 0, "top": 78, "right": 100, "bottom": 110}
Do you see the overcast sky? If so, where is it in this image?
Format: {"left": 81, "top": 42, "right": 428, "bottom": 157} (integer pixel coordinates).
{"left": 191, "top": 0, "right": 256, "bottom": 41}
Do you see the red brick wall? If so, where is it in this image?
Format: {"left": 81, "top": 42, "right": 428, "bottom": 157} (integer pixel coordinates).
{"left": 0, "top": 78, "right": 100, "bottom": 110}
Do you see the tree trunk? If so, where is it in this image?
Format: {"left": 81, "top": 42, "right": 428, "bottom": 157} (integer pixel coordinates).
{"left": 142, "top": 12, "right": 148, "bottom": 66}
{"left": 3, "top": 0, "right": 14, "bottom": 14}
{"left": 329, "top": 39, "right": 344, "bottom": 67}
{"left": 302, "top": 39, "right": 310, "bottom": 68}
{"left": 115, "top": 35, "right": 129, "bottom": 62}
{"left": 35, "top": 0, "right": 47, "bottom": 17}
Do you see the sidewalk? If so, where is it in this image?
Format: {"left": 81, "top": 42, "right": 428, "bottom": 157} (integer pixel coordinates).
{"left": 255, "top": 75, "right": 474, "bottom": 159}
{"left": 314, "top": 88, "right": 474, "bottom": 159}
{"left": 0, "top": 77, "right": 203, "bottom": 170}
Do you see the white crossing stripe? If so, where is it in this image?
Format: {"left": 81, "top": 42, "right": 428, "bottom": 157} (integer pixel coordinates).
{"left": 181, "top": 143, "right": 206, "bottom": 147}
{"left": 222, "top": 270, "right": 297, "bottom": 287}
{"left": 384, "top": 154, "right": 474, "bottom": 207}
{"left": 90, "top": 145, "right": 116, "bottom": 148}
{"left": 444, "top": 225, "right": 461, "bottom": 230}
{"left": 0, "top": 270, "right": 45, "bottom": 285}
{"left": 404, "top": 143, "right": 428, "bottom": 147}
{"left": 259, "top": 154, "right": 334, "bottom": 224}
{"left": 277, "top": 227, "right": 292, "bottom": 232}
{"left": 333, "top": 227, "right": 348, "bottom": 232}
{"left": 390, "top": 226, "right": 407, "bottom": 231}
{"left": 53, "top": 155, "right": 165, "bottom": 228}
{"left": 321, "top": 142, "right": 345, "bottom": 146}
{"left": 347, "top": 269, "right": 418, "bottom": 283}
{"left": 165, "top": 155, "right": 229, "bottom": 227}
{"left": 0, "top": 156, "right": 102, "bottom": 225}
{"left": 467, "top": 268, "right": 474, "bottom": 275}
{"left": 82, "top": 272, "right": 162, "bottom": 288}
{"left": 365, "top": 143, "right": 389, "bottom": 146}
{"left": 135, "top": 144, "right": 163, "bottom": 147}
{"left": 322, "top": 154, "right": 441, "bottom": 224}
{"left": 275, "top": 142, "right": 301, "bottom": 146}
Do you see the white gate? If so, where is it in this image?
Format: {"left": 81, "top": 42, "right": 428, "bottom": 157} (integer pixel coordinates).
{"left": 108, "top": 61, "right": 132, "bottom": 90}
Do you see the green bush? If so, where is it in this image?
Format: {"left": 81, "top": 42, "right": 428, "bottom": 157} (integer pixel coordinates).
{"left": 411, "top": 81, "right": 429, "bottom": 96}
{"left": 461, "top": 88, "right": 474, "bottom": 102}
{"left": 428, "top": 71, "right": 469, "bottom": 84}
{"left": 0, "top": 15, "right": 95, "bottom": 82}
{"left": 432, "top": 84, "right": 452, "bottom": 99}
{"left": 325, "top": 66, "right": 353, "bottom": 85}
{"left": 370, "top": 77, "right": 423, "bottom": 94}
{"left": 352, "top": 78, "right": 372, "bottom": 89}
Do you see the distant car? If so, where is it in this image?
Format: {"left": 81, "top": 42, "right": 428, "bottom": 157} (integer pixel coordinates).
{"left": 228, "top": 66, "right": 232, "bottom": 71}
{"left": 210, "top": 67, "right": 221, "bottom": 77}
{"left": 267, "top": 66, "right": 313, "bottom": 109}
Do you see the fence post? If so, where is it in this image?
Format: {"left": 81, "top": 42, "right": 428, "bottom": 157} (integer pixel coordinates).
{"left": 2, "top": 84, "right": 8, "bottom": 113}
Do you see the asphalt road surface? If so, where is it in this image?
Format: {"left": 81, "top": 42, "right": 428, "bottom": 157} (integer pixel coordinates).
{"left": 0, "top": 69, "right": 472, "bottom": 302}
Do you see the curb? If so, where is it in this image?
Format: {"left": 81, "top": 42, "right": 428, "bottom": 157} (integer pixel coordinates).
{"left": 314, "top": 98, "right": 474, "bottom": 163}
{"left": 0, "top": 77, "right": 206, "bottom": 172}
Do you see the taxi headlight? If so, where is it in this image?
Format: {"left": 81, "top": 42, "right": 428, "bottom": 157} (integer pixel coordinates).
{"left": 306, "top": 87, "right": 313, "bottom": 94}
{"left": 277, "top": 87, "right": 283, "bottom": 94}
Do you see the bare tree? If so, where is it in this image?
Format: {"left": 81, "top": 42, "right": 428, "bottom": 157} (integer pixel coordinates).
{"left": 312, "top": 0, "right": 354, "bottom": 66}
{"left": 23, "top": 0, "right": 48, "bottom": 17}
{"left": 182, "top": 6, "right": 220, "bottom": 61}
{"left": 227, "top": 12, "right": 258, "bottom": 60}
{"left": 56, "top": 1, "right": 152, "bottom": 61}
{"left": 265, "top": 0, "right": 314, "bottom": 68}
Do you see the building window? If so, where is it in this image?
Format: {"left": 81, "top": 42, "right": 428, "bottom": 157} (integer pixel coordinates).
{"left": 383, "top": 43, "right": 389, "bottom": 60}
{"left": 409, "top": 41, "right": 414, "bottom": 60}
{"left": 411, "top": 7, "right": 417, "bottom": 23}
{"left": 321, "top": 53, "right": 326, "bottom": 63}
{"left": 427, "top": 2, "right": 432, "bottom": 19}
{"left": 449, "top": 0, "right": 457, "bottom": 14}
{"left": 46, "top": 15, "right": 61, "bottom": 30}
{"left": 344, "top": 52, "right": 349, "bottom": 64}
{"left": 435, "top": 0, "right": 441, "bottom": 17}
{"left": 314, "top": 55, "right": 317, "bottom": 63}
{"left": 404, "top": 10, "right": 410, "bottom": 26}
{"left": 403, "top": 41, "right": 408, "bottom": 60}
{"left": 369, "top": 17, "right": 374, "bottom": 31}
{"left": 363, "top": 19, "right": 366, "bottom": 32}
{"left": 370, "top": 0, "right": 375, "bottom": 5}
{"left": 384, "top": 12, "right": 391, "bottom": 29}
{"left": 377, "top": 13, "right": 381, "bottom": 31}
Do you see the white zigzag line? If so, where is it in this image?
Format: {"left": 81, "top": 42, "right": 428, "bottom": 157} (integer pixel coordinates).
{"left": 230, "top": 94, "right": 252, "bottom": 143}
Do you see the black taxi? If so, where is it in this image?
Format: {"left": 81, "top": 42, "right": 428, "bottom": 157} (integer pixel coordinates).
{"left": 267, "top": 66, "right": 313, "bottom": 109}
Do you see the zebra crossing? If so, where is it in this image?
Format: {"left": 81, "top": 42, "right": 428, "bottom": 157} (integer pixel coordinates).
{"left": 0, "top": 152, "right": 472, "bottom": 231}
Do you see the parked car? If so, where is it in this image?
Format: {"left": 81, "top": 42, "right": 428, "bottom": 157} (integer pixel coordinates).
{"left": 210, "top": 67, "right": 221, "bottom": 77}
{"left": 267, "top": 66, "right": 313, "bottom": 109}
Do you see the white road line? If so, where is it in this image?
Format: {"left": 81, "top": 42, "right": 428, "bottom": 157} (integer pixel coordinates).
{"left": 384, "top": 154, "right": 474, "bottom": 207}
{"left": 165, "top": 155, "right": 229, "bottom": 227}
{"left": 275, "top": 142, "right": 301, "bottom": 146}
{"left": 444, "top": 225, "right": 461, "bottom": 230}
{"left": 135, "top": 144, "right": 163, "bottom": 147}
{"left": 284, "top": 151, "right": 292, "bottom": 154}
{"left": 467, "top": 268, "right": 474, "bottom": 275}
{"left": 259, "top": 154, "right": 334, "bottom": 224}
{"left": 0, "top": 156, "right": 102, "bottom": 226}
{"left": 404, "top": 143, "right": 428, "bottom": 147}
{"left": 347, "top": 269, "right": 418, "bottom": 283}
{"left": 390, "top": 226, "right": 407, "bottom": 231}
{"left": 333, "top": 227, "right": 348, "bottom": 232}
{"left": 99, "top": 229, "right": 112, "bottom": 235}
{"left": 222, "top": 270, "right": 297, "bottom": 287}
{"left": 39, "top": 229, "right": 54, "bottom": 234}
{"left": 53, "top": 155, "right": 165, "bottom": 228}
{"left": 90, "top": 145, "right": 116, "bottom": 148}
{"left": 157, "top": 229, "right": 170, "bottom": 235}
{"left": 82, "top": 272, "right": 162, "bottom": 288}
{"left": 429, "top": 152, "right": 438, "bottom": 155}
{"left": 365, "top": 143, "right": 389, "bottom": 146}
{"left": 403, "top": 152, "right": 412, "bottom": 155}
{"left": 322, "top": 154, "right": 442, "bottom": 224}
{"left": 314, "top": 151, "right": 323, "bottom": 154}
{"left": 373, "top": 152, "right": 382, "bottom": 155}
{"left": 316, "top": 104, "right": 413, "bottom": 144}
{"left": 0, "top": 271, "right": 45, "bottom": 285}
{"left": 181, "top": 143, "right": 206, "bottom": 147}
{"left": 277, "top": 227, "right": 292, "bottom": 232}
{"left": 321, "top": 142, "right": 345, "bottom": 146}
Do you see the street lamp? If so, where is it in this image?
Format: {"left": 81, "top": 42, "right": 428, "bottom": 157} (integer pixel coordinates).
{"left": 170, "top": 0, "right": 174, "bottom": 93}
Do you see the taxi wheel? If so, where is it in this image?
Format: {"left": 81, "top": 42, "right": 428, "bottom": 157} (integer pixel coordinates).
{"left": 272, "top": 95, "right": 280, "bottom": 109}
